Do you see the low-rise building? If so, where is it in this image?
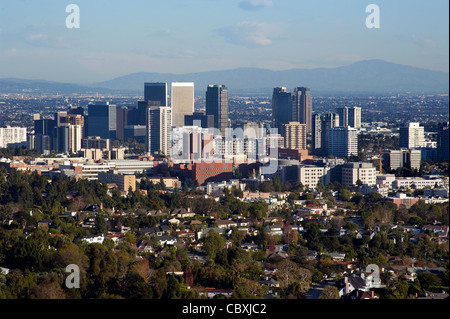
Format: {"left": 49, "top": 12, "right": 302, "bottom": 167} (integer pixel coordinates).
{"left": 98, "top": 169, "right": 136, "bottom": 192}
{"left": 388, "top": 193, "right": 420, "bottom": 209}
{"left": 342, "top": 162, "right": 377, "bottom": 186}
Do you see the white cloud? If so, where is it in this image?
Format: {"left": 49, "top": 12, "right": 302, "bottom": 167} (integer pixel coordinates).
{"left": 238, "top": 0, "right": 273, "bottom": 11}
{"left": 215, "top": 21, "right": 282, "bottom": 48}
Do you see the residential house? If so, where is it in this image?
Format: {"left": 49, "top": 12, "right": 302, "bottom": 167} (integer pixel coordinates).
{"left": 171, "top": 208, "right": 196, "bottom": 219}
{"left": 140, "top": 225, "right": 171, "bottom": 237}
{"left": 410, "top": 233, "right": 431, "bottom": 243}
{"left": 345, "top": 290, "right": 377, "bottom": 299}
{"left": 156, "top": 235, "right": 177, "bottom": 246}
{"left": 266, "top": 225, "right": 283, "bottom": 236}
{"left": 176, "top": 229, "right": 197, "bottom": 243}
{"left": 338, "top": 275, "right": 368, "bottom": 298}
{"left": 198, "top": 227, "right": 225, "bottom": 239}
{"left": 197, "top": 288, "right": 233, "bottom": 299}
{"left": 168, "top": 218, "right": 181, "bottom": 225}
{"left": 216, "top": 219, "right": 238, "bottom": 229}
{"left": 328, "top": 252, "right": 346, "bottom": 262}
{"left": 81, "top": 235, "right": 105, "bottom": 244}
{"left": 240, "top": 243, "right": 259, "bottom": 252}
{"left": 137, "top": 240, "right": 154, "bottom": 253}
{"left": 37, "top": 219, "right": 52, "bottom": 228}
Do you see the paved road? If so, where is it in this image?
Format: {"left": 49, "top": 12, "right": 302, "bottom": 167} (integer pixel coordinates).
{"left": 306, "top": 282, "right": 335, "bottom": 299}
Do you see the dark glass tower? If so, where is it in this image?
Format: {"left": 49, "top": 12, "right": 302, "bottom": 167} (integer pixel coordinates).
{"left": 438, "top": 122, "right": 449, "bottom": 162}
{"left": 271, "top": 87, "right": 292, "bottom": 130}
{"left": 292, "top": 87, "right": 312, "bottom": 134}
{"left": 87, "top": 102, "right": 117, "bottom": 139}
{"left": 206, "top": 85, "right": 228, "bottom": 136}
{"left": 144, "top": 82, "right": 168, "bottom": 107}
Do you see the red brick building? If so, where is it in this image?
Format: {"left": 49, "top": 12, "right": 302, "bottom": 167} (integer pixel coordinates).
{"left": 192, "top": 161, "right": 234, "bottom": 185}
{"left": 173, "top": 161, "right": 234, "bottom": 186}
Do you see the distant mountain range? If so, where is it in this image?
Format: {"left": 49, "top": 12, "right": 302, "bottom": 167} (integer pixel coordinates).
{"left": 0, "top": 78, "right": 116, "bottom": 95}
{"left": 1, "top": 60, "right": 448, "bottom": 95}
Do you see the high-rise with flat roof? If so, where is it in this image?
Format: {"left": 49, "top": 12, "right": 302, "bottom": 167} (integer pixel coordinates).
{"left": 144, "top": 82, "right": 168, "bottom": 107}
{"left": 291, "top": 87, "right": 312, "bottom": 134}
{"left": 328, "top": 126, "right": 358, "bottom": 158}
{"left": 282, "top": 122, "right": 307, "bottom": 150}
{"left": 272, "top": 87, "right": 293, "bottom": 130}
{"left": 147, "top": 106, "right": 172, "bottom": 155}
{"left": 53, "top": 124, "right": 82, "bottom": 154}
{"left": 87, "top": 102, "right": 117, "bottom": 139}
{"left": 312, "top": 112, "right": 339, "bottom": 156}
{"left": 171, "top": 82, "right": 194, "bottom": 127}
{"left": 206, "top": 85, "right": 228, "bottom": 136}
{"left": 399, "top": 122, "right": 424, "bottom": 149}
{"left": 337, "top": 107, "right": 361, "bottom": 128}
{"left": 0, "top": 126, "right": 27, "bottom": 148}
{"left": 341, "top": 162, "right": 377, "bottom": 186}
{"left": 437, "top": 122, "right": 449, "bottom": 162}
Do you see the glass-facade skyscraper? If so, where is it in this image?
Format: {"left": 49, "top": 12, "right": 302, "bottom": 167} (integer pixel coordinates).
{"left": 292, "top": 87, "right": 312, "bottom": 134}
{"left": 144, "top": 82, "right": 168, "bottom": 107}
{"left": 206, "top": 85, "right": 228, "bottom": 136}
{"left": 271, "top": 87, "right": 292, "bottom": 130}
{"left": 87, "top": 102, "right": 117, "bottom": 139}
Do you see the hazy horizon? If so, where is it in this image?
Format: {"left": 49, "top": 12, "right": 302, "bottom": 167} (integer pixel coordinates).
{"left": 0, "top": 0, "right": 448, "bottom": 83}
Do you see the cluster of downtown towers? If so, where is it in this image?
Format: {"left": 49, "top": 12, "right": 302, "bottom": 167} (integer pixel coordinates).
{"left": 32, "top": 82, "right": 362, "bottom": 160}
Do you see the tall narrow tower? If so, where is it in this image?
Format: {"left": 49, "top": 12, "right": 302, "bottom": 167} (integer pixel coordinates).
{"left": 171, "top": 82, "right": 194, "bottom": 127}
{"left": 291, "top": 87, "right": 312, "bottom": 134}
{"left": 271, "top": 87, "right": 292, "bottom": 130}
{"left": 206, "top": 85, "right": 229, "bottom": 136}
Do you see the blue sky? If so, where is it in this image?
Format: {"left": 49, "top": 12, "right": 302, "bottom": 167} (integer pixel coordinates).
{"left": 0, "top": 0, "right": 448, "bottom": 83}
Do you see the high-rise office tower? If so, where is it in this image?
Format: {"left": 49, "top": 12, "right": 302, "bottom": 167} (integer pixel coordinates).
{"left": 337, "top": 107, "right": 362, "bottom": 128}
{"left": 437, "top": 122, "right": 449, "bottom": 162}
{"left": 312, "top": 112, "right": 339, "bottom": 156}
{"left": 0, "top": 126, "right": 27, "bottom": 148}
{"left": 136, "top": 101, "right": 152, "bottom": 126}
{"left": 53, "top": 124, "right": 82, "bottom": 154}
{"left": 282, "top": 122, "right": 307, "bottom": 150}
{"left": 399, "top": 122, "right": 424, "bottom": 149}
{"left": 271, "top": 87, "right": 293, "bottom": 130}
{"left": 146, "top": 106, "right": 172, "bottom": 155}
{"left": 206, "top": 85, "right": 229, "bottom": 136}
{"left": 328, "top": 126, "right": 358, "bottom": 158}
{"left": 87, "top": 102, "right": 117, "bottom": 139}
{"left": 386, "top": 149, "right": 422, "bottom": 171}
{"left": 291, "top": 87, "right": 312, "bottom": 134}
{"left": 34, "top": 116, "right": 56, "bottom": 136}
{"left": 144, "top": 82, "right": 168, "bottom": 107}
{"left": 171, "top": 82, "right": 194, "bottom": 127}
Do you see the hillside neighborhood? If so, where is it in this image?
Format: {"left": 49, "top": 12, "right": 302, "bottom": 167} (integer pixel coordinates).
{"left": 0, "top": 164, "right": 448, "bottom": 300}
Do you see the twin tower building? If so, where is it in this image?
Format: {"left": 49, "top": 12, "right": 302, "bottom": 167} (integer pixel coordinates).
{"left": 271, "top": 86, "right": 361, "bottom": 158}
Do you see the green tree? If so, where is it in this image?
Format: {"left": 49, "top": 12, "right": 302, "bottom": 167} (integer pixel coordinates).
{"left": 339, "top": 189, "right": 352, "bottom": 202}
{"left": 203, "top": 231, "right": 225, "bottom": 261}
{"left": 319, "top": 285, "right": 340, "bottom": 299}
{"left": 84, "top": 243, "right": 118, "bottom": 298}
{"left": 417, "top": 272, "right": 442, "bottom": 292}
{"left": 122, "top": 270, "right": 153, "bottom": 299}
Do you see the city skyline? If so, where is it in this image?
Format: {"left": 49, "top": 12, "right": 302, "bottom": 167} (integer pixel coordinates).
{"left": 0, "top": 0, "right": 448, "bottom": 84}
